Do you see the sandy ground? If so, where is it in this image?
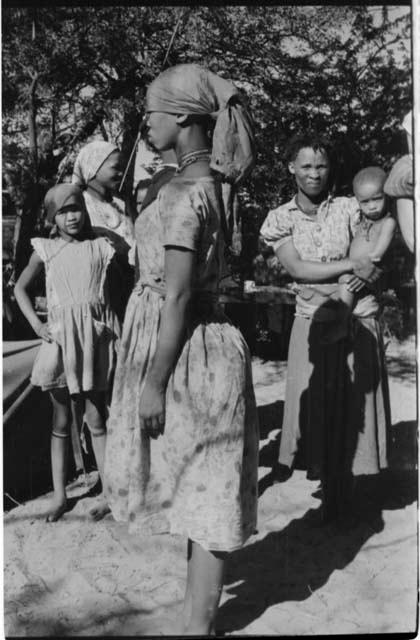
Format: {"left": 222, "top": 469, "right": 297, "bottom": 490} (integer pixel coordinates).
{"left": 3, "top": 336, "right": 418, "bottom": 637}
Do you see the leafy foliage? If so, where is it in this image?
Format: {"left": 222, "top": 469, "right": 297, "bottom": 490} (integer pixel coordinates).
{"left": 2, "top": 5, "right": 412, "bottom": 280}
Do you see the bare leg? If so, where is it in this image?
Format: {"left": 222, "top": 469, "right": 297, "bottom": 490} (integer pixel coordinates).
{"left": 182, "top": 539, "right": 225, "bottom": 635}
{"left": 174, "top": 539, "right": 193, "bottom": 633}
{"left": 47, "top": 388, "right": 71, "bottom": 522}
{"left": 84, "top": 391, "right": 110, "bottom": 520}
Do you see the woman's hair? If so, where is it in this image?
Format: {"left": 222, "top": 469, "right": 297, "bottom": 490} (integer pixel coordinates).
{"left": 286, "top": 132, "right": 332, "bottom": 163}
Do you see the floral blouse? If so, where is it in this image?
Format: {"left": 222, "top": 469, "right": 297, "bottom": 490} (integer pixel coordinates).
{"left": 260, "top": 195, "right": 361, "bottom": 262}
{"left": 135, "top": 176, "right": 225, "bottom": 295}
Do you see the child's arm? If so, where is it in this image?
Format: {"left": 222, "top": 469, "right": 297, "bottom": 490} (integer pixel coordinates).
{"left": 396, "top": 199, "right": 414, "bottom": 253}
{"left": 14, "top": 252, "right": 52, "bottom": 342}
{"left": 275, "top": 238, "right": 378, "bottom": 292}
{"left": 369, "top": 217, "right": 397, "bottom": 262}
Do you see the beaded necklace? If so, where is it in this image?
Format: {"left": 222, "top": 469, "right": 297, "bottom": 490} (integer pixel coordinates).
{"left": 176, "top": 148, "right": 211, "bottom": 174}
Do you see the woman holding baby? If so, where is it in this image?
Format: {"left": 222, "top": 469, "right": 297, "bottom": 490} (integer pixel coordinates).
{"left": 260, "top": 132, "right": 391, "bottom": 525}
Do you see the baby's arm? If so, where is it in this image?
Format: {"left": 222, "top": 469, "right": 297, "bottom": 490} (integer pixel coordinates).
{"left": 14, "top": 252, "right": 52, "bottom": 341}
{"left": 369, "top": 217, "right": 396, "bottom": 262}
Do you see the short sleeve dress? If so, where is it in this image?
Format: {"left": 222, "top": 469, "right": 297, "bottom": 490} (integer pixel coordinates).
{"left": 104, "top": 176, "right": 259, "bottom": 552}
{"left": 83, "top": 190, "right": 135, "bottom": 323}
{"left": 260, "top": 195, "right": 389, "bottom": 482}
{"left": 30, "top": 237, "right": 120, "bottom": 395}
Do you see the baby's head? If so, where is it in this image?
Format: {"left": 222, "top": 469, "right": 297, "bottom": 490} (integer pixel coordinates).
{"left": 352, "top": 166, "right": 387, "bottom": 221}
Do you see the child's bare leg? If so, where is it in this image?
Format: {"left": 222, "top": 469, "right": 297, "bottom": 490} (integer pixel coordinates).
{"left": 48, "top": 388, "right": 71, "bottom": 522}
{"left": 84, "top": 391, "right": 110, "bottom": 520}
{"left": 182, "top": 539, "right": 225, "bottom": 635}
{"left": 322, "top": 275, "right": 353, "bottom": 344}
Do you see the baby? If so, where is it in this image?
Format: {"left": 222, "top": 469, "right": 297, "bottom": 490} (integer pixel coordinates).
{"left": 324, "top": 166, "right": 396, "bottom": 342}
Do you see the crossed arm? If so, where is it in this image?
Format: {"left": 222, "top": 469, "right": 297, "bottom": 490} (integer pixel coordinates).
{"left": 274, "top": 239, "right": 380, "bottom": 292}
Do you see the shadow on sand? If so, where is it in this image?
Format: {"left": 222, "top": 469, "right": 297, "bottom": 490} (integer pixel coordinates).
{"left": 218, "top": 463, "right": 417, "bottom": 634}
{"left": 219, "top": 397, "right": 417, "bottom": 634}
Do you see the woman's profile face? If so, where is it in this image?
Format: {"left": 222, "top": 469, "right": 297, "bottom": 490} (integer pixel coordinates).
{"left": 94, "top": 151, "right": 124, "bottom": 192}
{"left": 145, "top": 111, "right": 179, "bottom": 151}
{"left": 289, "top": 147, "right": 330, "bottom": 198}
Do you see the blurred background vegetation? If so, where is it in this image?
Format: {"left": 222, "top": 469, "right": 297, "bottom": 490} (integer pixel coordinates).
{"left": 2, "top": 5, "right": 414, "bottom": 348}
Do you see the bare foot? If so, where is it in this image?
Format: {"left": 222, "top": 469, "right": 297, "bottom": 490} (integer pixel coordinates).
{"left": 46, "top": 497, "right": 67, "bottom": 523}
{"left": 89, "top": 495, "right": 111, "bottom": 521}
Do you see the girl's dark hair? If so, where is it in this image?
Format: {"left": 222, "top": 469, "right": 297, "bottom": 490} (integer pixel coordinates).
{"left": 286, "top": 132, "right": 332, "bottom": 163}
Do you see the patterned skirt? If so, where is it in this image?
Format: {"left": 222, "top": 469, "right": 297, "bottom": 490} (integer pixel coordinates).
{"left": 104, "top": 287, "right": 259, "bottom": 552}
{"left": 31, "top": 302, "right": 120, "bottom": 395}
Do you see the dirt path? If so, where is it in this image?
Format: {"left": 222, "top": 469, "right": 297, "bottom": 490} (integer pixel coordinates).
{"left": 4, "top": 337, "right": 417, "bottom": 636}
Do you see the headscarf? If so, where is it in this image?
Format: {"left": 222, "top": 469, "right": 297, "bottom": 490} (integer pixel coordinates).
{"left": 145, "top": 64, "right": 255, "bottom": 184}
{"left": 44, "top": 184, "right": 87, "bottom": 223}
{"left": 72, "top": 140, "right": 119, "bottom": 187}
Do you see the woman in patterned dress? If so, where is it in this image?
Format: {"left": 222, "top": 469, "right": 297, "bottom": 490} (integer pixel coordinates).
{"left": 14, "top": 184, "right": 120, "bottom": 522}
{"left": 260, "top": 133, "right": 387, "bottom": 523}
{"left": 104, "top": 64, "right": 259, "bottom": 634}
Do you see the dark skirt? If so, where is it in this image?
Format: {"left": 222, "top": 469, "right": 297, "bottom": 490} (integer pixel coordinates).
{"left": 279, "top": 314, "right": 390, "bottom": 479}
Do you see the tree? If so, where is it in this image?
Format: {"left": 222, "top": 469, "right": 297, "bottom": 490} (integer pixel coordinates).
{"left": 2, "top": 5, "right": 412, "bottom": 278}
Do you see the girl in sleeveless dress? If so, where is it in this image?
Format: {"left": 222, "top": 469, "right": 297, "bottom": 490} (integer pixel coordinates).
{"left": 14, "top": 184, "right": 120, "bottom": 522}
{"left": 105, "top": 64, "right": 259, "bottom": 635}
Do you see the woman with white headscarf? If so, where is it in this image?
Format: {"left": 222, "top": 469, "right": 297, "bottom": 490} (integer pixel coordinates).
{"left": 72, "top": 141, "right": 135, "bottom": 320}
{"left": 105, "top": 64, "right": 258, "bottom": 634}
